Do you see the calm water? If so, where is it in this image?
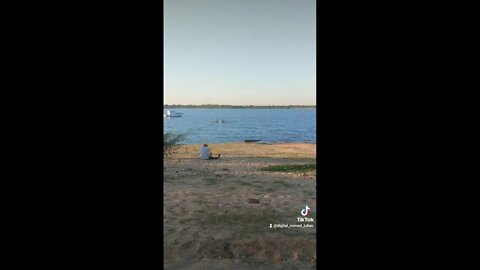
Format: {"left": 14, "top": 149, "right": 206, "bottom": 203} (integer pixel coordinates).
{"left": 163, "top": 108, "right": 316, "bottom": 145}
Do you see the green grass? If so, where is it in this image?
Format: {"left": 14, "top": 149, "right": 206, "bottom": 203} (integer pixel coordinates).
{"left": 261, "top": 164, "right": 316, "bottom": 173}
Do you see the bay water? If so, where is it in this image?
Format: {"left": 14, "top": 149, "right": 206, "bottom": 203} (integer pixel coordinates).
{"left": 163, "top": 108, "right": 316, "bottom": 145}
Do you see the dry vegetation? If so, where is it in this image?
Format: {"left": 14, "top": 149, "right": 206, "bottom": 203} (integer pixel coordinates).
{"left": 164, "top": 142, "right": 316, "bottom": 270}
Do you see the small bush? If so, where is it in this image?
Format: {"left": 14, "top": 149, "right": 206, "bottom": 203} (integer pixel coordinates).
{"left": 164, "top": 132, "right": 185, "bottom": 159}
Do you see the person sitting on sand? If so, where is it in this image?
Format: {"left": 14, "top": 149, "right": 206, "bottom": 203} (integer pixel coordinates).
{"left": 200, "top": 144, "right": 220, "bottom": 160}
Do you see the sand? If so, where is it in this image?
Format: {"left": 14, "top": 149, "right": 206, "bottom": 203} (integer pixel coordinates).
{"left": 164, "top": 142, "right": 316, "bottom": 269}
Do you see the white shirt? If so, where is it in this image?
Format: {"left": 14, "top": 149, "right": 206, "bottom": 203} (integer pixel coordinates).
{"left": 200, "top": 146, "right": 210, "bottom": 160}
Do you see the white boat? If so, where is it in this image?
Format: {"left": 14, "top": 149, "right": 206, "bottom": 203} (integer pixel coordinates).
{"left": 164, "top": 110, "right": 183, "bottom": 117}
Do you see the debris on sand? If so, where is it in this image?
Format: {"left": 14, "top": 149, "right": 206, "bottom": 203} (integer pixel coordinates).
{"left": 248, "top": 198, "right": 260, "bottom": 204}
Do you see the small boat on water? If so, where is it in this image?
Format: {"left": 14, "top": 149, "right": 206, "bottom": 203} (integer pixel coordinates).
{"left": 164, "top": 110, "right": 183, "bottom": 117}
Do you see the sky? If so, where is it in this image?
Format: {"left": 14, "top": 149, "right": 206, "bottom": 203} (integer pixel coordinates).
{"left": 164, "top": 0, "right": 316, "bottom": 106}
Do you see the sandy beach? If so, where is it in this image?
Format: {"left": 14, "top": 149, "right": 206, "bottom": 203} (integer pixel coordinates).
{"left": 164, "top": 142, "right": 317, "bottom": 269}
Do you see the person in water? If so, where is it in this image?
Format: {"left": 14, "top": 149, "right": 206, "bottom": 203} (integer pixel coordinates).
{"left": 200, "top": 144, "right": 221, "bottom": 160}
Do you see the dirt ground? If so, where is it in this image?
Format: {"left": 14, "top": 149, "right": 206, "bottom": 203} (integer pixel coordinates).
{"left": 164, "top": 142, "right": 316, "bottom": 269}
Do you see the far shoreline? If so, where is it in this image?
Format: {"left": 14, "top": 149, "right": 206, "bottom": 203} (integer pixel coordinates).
{"left": 178, "top": 141, "right": 316, "bottom": 146}
{"left": 164, "top": 105, "right": 316, "bottom": 109}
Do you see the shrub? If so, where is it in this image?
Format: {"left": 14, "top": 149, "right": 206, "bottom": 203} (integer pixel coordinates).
{"left": 163, "top": 132, "right": 185, "bottom": 159}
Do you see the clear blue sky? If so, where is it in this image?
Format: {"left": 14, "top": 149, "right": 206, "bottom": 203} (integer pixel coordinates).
{"left": 164, "top": 0, "right": 316, "bottom": 106}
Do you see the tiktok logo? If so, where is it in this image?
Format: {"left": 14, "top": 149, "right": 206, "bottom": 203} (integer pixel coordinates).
{"left": 301, "top": 205, "right": 311, "bottom": 217}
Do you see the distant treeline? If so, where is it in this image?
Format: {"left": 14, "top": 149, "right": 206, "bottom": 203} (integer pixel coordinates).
{"left": 164, "top": 104, "right": 316, "bottom": 109}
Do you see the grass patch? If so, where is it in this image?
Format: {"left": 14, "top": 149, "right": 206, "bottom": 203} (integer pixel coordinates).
{"left": 273, "top": 180, "right": 295, "bottom": 189}
{"left": 203, "top": 211, "right": 288, "bottom": 231}
{"left": 199, "top": 210, "right": 312, "bottom": 238}
{"left": 203, "top": 177, "right": 221, "bottom": 185}
{"left": 239, "top": 181, "right": 252, "bottom": 186}
{"left": 163, "top": 176, "right": 179, "bottom": 182}
{"left": 261, "top": 164, "right": 316, "bottom": 173}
